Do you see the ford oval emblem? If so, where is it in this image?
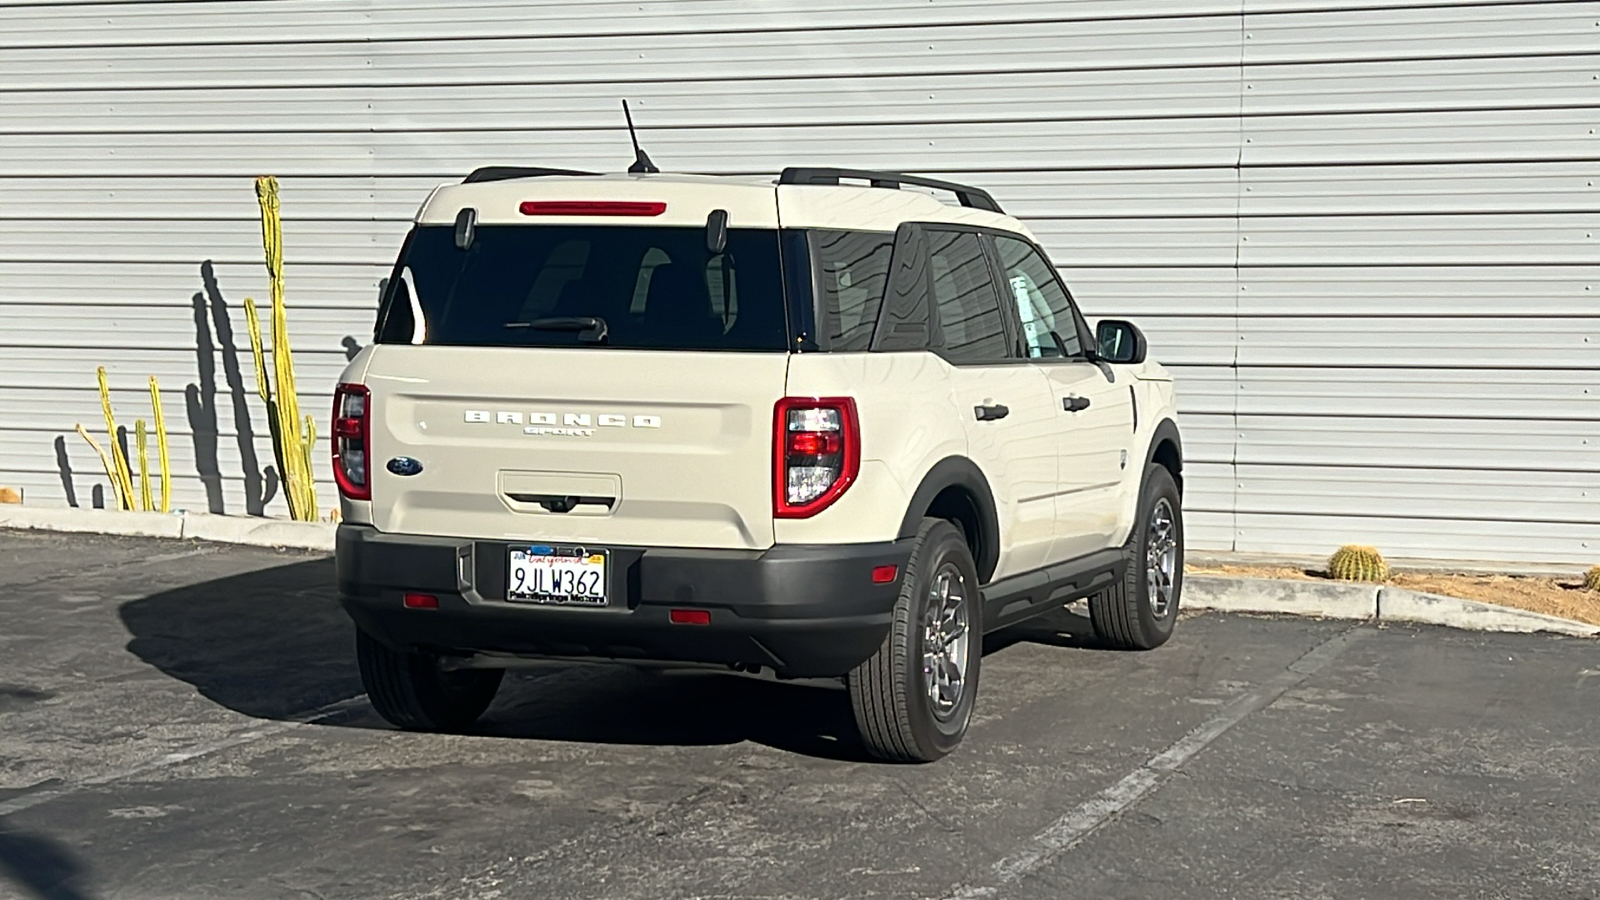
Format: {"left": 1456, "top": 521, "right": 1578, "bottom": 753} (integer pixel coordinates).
{"left": 386, "top": 456, "right": 424, "bottom": 477}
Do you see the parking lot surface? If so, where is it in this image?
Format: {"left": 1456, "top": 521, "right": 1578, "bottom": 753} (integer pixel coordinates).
{"left": 1, "top": 530, "right": 1597, "bottom": 900}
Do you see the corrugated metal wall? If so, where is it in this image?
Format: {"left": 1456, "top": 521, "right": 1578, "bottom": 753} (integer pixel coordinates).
{"left": 1, "top": 0, "right": 1595, "bottom": 563}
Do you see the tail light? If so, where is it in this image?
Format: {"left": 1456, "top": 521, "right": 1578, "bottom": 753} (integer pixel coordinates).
{"left": 774, "top": 397, "right": 859, "bottom": 518}
{"left": 332, "top": 383, "right": 371, "bottom": 500}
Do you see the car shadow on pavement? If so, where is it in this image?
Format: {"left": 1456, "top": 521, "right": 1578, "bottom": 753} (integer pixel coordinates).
{"left": 118, "top": 558, "right": 362, "bottom": 721}
{"left": 0, "top": 816, "right": 97, "bottom": 900}
{"left": 982, "top": 603, "right": 1104, "bottom": 656}
{"left": 115, "top": 559, "right": 870, "bottom": 761}
{"left": 118, "top": 559, "right": 1110, "bottom": 763}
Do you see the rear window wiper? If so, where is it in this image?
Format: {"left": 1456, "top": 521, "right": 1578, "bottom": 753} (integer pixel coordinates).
{"left": 505, "top": 316, "right": 609, "bottom": 344}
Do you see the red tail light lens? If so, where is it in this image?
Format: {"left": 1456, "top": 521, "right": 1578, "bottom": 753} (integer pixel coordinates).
{"left": 773, "top": 397, "right": 859, "bottom": 519}
{"left": 331, "top": 383, "right": 371, "bottom": 500}
{"left": 519, "top": 201, "right": 667, "bottom": 217}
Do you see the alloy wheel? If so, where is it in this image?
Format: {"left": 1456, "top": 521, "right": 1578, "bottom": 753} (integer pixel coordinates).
{"left": 922, "top": 561, "right": 971, "bottom": 719}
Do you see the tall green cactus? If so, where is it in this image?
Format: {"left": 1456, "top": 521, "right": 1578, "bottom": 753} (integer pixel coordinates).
{"left": 1327, "top": 545, "right": 1390, "bottom": 582}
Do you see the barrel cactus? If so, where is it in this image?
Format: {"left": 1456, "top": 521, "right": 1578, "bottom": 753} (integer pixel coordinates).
{"left": 1327, "top": 545, "right": 1390, "bottom": 582}
{"left": 1584, "top": 566, "right": 1600, "bottom": 593}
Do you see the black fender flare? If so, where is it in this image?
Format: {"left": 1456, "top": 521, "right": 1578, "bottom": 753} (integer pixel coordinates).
{"left": 1144, "top": 418, "right": 1183, "bottom": 494}
{"left": 897, "top": 456, "right": 1001, "bottom": 583}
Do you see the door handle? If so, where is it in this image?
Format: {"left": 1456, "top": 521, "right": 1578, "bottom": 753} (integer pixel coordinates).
{"left": 974, "top": 404, "right": 1010, "bottom": 422}
{"left": 1063, "top": 396, "right": 1091, "bottom": 413}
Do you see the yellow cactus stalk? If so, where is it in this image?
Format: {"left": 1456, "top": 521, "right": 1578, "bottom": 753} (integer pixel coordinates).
{"left": 74, "top": 423, "right": 120, "bottom": 508}
{"left": 244, "top": 297, "right": 270, "bottom": 404}
{"left": 1584, "top": 566, "right": 1600, "bottom": 593}
{"left": 136, "top": 419, "right": 153, "bottom": 512}
{"left": 1327, "top": 545, "right": 1390, "bottom": 582}
{"left": 251, "top": 175, "right": 317, "bottom": 521}
{"left": 95, "top": 366, "right": 135, "bottom": 510}
{"left": 149, "top": 376, "right": 171, "bottom": 513}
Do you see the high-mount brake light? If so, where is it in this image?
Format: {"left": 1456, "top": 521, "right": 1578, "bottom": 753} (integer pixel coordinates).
{"left": 519, "top": 200, "right": 667, "bottom": 217}
{"left": 332, "top": 383, "right": 371, "bottom": 500}
{"left": 773, "top": 397, "right": 859, "bottom": 518}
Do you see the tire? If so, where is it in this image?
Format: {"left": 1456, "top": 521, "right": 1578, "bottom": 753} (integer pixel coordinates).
{"left": 1089, "top": 463, "right": 1184, "bottom": 651}
{"left": 847, "top": 518, "right": 982, "bottom": 763}
{"left": 356, "top": 629, "right": 504, "bottom": 731}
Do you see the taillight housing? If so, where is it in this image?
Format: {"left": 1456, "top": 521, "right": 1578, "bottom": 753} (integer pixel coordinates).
{"left": 332, "top": 383, "right": 371, "bottom": 500}
{"left": 774, "top": 397, "right": 859, "bottom": 518}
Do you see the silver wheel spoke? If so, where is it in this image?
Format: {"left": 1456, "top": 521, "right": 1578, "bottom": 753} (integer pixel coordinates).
{"left": 1145, "top": 498, "right": 1178, "bottom": 618}
{"left": 922, "top": 561, "right": 971, "bottom": 718}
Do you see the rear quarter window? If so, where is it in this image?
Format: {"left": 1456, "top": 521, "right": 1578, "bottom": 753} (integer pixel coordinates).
{"left": 811, "top": 230, "right": 893, "bottom": 352}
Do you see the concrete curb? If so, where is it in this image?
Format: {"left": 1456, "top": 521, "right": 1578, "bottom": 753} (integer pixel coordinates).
{"left": 1184, "top": 574, "right": 1599, "bottom": 638}
{"left": 1184, "top": 575, "right": 1377, "bottom": 620}
{"left": 1377, "top": 585, "right": 1600, "bottom": 638}
{"left": 0, "top": 505, "right": 335, "bottom": 551}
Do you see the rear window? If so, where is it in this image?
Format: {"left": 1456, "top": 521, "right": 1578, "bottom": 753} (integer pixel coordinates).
{"left": 377, "top": 225, "right": 791, "bottom": 351}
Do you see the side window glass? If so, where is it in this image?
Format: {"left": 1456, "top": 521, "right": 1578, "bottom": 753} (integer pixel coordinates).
{"left": 927, "top": 230, "right": 1009, "bottom": 363}
{"left": 993, "top": 235, "right": 1082, "bottom": 359}
{"left": 814, "top": 230, "right": 893, "bottom": 351}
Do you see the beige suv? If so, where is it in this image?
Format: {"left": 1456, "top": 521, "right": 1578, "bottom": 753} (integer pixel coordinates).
{"left": 333, "top": 166, "right": 1184, "bottom": 762}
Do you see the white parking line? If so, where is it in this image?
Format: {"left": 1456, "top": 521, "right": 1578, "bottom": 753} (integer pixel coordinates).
{"left": 0, "top": 694, "right": 367, "bottom": 817}
{"left": 944, "top": 626, "right": 1372, "bottom": 899}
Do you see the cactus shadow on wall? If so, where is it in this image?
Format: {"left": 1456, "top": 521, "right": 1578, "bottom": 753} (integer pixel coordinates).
{"left": 52, "top": 436, "right": 79, "bottom": 508}
{"left": 184, "top": 261, "right": 277, "bottom": 516}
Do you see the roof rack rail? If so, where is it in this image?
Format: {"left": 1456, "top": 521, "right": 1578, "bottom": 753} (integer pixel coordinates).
{"left": 777, "top": 167, "right": 1004, "bottom": 213}
{"left": 462, "top": 166, "right": 598, "bottom": 184}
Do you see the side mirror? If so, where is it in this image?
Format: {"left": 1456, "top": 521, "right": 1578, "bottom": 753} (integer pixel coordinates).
{"left": 1095, "top": 319, "right": 1147, "bottom": 365}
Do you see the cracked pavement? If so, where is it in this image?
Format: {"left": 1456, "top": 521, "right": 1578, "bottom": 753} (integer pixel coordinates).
{"left": 1, "top": 530, "right": 1597, "bottom": 899}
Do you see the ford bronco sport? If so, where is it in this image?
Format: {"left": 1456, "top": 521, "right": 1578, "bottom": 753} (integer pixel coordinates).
{"left": 334, "top": 166, "right": 1184, "bottom": 762}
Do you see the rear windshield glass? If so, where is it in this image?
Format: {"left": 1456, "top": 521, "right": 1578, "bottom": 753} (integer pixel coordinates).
{"left": 376, "top": 225, "right": 790, "bottom": 351}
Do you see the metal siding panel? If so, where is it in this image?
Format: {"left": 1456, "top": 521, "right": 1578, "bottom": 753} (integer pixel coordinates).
{"left": 1235, "top": 415, "right": 1600, "bottom": 471}
{"left": 1236, "top": 265, "right": 1596, "bottom": 317}
{"left": 0, "top": 2, "right": 1243, "bottom": 46}
{"left": 0, "top": 0, "right": 1594, "bottom": 562}
{"left": 0, "top": 19, "right": 1245, "bottom": 90}
{"left": 1, "top": 68, "right": 1246, "bottom": 132}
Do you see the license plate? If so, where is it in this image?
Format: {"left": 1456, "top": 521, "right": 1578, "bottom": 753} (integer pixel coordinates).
{"left": 507, "top": 545, "right": 608, "bottom": 605}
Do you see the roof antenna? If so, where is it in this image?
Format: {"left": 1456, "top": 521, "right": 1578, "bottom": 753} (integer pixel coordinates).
{"left": 622, "top": 100, "right": 659, "bottom": 174}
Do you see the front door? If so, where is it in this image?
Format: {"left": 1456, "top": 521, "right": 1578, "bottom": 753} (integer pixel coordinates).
{"left": 990, "top": 233, "right": 1135, "bottom": 561}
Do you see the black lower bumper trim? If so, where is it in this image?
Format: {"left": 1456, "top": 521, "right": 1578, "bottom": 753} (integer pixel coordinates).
{"left": 336, "top": 525, "right": 913, "bottom": 678}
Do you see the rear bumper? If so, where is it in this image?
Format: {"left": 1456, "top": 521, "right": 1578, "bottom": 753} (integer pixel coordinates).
{"left": 335, "top": 524, "right": 913, "bottom": 678}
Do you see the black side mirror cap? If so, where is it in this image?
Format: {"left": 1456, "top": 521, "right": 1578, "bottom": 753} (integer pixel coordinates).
{"left": 1095, "top": 319, "right": 1147, "bottom": 365}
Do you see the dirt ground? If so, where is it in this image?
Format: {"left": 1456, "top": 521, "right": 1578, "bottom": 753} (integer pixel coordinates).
{"left": 1186, "top": 564, "right": 1600, "bottom": 627}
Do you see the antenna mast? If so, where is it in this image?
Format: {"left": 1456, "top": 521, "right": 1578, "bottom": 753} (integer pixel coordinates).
{"left": 622, "top": 100, "right": 659, "bottom": 174}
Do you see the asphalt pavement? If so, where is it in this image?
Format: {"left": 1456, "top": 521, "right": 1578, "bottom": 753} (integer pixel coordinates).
{"left": 0, "top": 530, "right": 1596, "bottom": 900}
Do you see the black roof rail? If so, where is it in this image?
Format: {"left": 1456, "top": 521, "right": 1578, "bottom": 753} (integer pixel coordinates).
{"left": 462, "top": 166, "right": 599, "bottom": 184}
{"left": 777, "top": 167, "right": 1004, "bottom": 214}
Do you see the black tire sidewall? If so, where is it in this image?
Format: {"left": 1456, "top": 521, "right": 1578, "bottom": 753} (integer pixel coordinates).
{"left": 1132, "top": 464, "right": 1184, "bottom": 642}
{"left": 900, "top": 520, "right": 982, "bottom": 758}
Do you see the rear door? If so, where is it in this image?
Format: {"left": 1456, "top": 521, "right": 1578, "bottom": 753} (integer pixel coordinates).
{"left": 990, "top": 233, "right": 1135, "bottom": 560}
{"left": 363, "top": 220, "right": 795, "bottom": 550}
{"left": 923, "top": 228, "right": 1060, "bottom": 579}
